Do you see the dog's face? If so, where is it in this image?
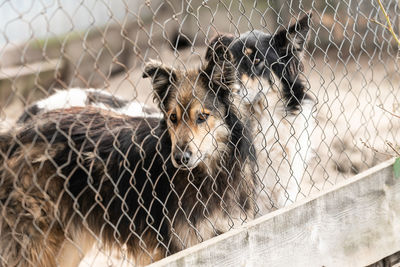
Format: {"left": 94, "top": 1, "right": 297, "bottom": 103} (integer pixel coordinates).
{"left": 207, "top": 12, "right": 312, "bottom": 105}
{"left": 143, "top": 45, "right": 236, "bottom": 169}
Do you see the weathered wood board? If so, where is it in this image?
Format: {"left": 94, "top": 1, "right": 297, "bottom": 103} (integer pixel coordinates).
{"left": 149, "top": 158, "right": 400, "bottom": 267}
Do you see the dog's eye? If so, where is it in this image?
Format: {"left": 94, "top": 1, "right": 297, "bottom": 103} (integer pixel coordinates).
{"left": 170, "top": 113, "right": 177, "bottom": 123}
{"left": 254, "top": 58, "right": 261, "bottom": 65}
{"left": 196, "top": 113, "right": 210, "bottom": 124}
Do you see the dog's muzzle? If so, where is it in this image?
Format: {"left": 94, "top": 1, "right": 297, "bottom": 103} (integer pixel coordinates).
{"left": 174, "top": 150, "right": 192, "bottom": 166}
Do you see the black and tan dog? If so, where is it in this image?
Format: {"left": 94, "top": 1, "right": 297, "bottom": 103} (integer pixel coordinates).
{"left": 0, "top": 44, "right": 255, "bottom": 266}
{"left": 11, "top": 11, "right": 314, "bottom": 218}
{"left": 207, "top": 11, "right": 315, "bottom": 213}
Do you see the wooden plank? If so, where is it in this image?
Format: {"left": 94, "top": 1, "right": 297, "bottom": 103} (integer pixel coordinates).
{"left": 149, "top": 158, "right": 400, "bottom": 267}
{"left": 0, "top": 59, "right": 60, "bottom": 80}
{"left": 0, "top": 59, "right": 61, "bottom": 105}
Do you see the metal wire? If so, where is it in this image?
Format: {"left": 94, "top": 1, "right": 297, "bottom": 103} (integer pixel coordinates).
{"left": 0, "top": 0, "right": 399, "bottom": 266}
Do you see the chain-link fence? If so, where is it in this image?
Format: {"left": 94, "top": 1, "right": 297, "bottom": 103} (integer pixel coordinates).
{"left": 0, "top": 0, "right": 399, "bottom": 266}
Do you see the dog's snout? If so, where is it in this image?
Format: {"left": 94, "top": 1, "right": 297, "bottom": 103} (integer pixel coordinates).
{"left": 174, "top": 150, "right": 192, "bottom": 166}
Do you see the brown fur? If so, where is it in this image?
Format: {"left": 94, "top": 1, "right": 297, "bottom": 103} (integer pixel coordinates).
{"left": 0, "top": 42, "right": 255, "bottom": 266}
{"left": 0, "top": 108, "right": 169, "bottom": 266}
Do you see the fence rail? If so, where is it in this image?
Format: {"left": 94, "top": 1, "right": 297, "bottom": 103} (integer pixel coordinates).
{"left": 149, "top": 159, "right": 400, "bottom": 267}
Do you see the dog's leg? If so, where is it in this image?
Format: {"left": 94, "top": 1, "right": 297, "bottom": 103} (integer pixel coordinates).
{"left": 123, "top": 233, "right": 166, "bottom": 266}
{"left": 56, "top": 228, "right": 95, "bottom": 267}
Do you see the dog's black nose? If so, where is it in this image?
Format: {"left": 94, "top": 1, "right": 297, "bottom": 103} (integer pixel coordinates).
{"left": 174, "top": 151, "right": 192, "bottom": 165}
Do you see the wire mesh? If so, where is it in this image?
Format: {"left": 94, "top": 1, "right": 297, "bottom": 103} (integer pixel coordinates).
{"left": 0, "top": 0, "right": 399, "bottom": 266}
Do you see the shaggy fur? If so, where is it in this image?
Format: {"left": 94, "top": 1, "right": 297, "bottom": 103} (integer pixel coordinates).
{"left": 14, "top": 12, "right": 315, "bottom": 216}
{"left": 207, "top": 11, "right": 315, "bottom": 213}
{"left": 0, "top": 44, "right": 255, "bottom": 266}
{"left": 17, "top": 88, "right": 160, "bottom": 123}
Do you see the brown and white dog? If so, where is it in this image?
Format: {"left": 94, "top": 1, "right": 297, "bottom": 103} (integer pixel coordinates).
{"left": 207, "top": 11, "right": 315, "bottom": 214}
{"left": 0, "top": 43, "right": 256, "bottom": 266}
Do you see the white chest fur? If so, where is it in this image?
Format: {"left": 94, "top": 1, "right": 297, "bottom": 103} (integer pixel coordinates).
{"left": 237, "top": 77, "right": 315, "bottom": 215}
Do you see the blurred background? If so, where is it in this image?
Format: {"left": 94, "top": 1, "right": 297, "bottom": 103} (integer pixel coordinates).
{"left": 1, "top": 0, "right": 400, "bottom": 265}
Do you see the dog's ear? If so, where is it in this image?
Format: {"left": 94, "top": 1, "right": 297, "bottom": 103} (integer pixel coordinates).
{"left": 270, "top": 12, "right": 312, "bottom": 108}
{"left": 205, "top": 34, "right": 235, "bottom": 62}
{"left": 272, "top": 11, "right": 312, "bottom": 53}
{"left": 204, "top": 39, "right": 236, "bottom": 92}
{"left": 143, "top": 60, "right": 176, "bottom": 108}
